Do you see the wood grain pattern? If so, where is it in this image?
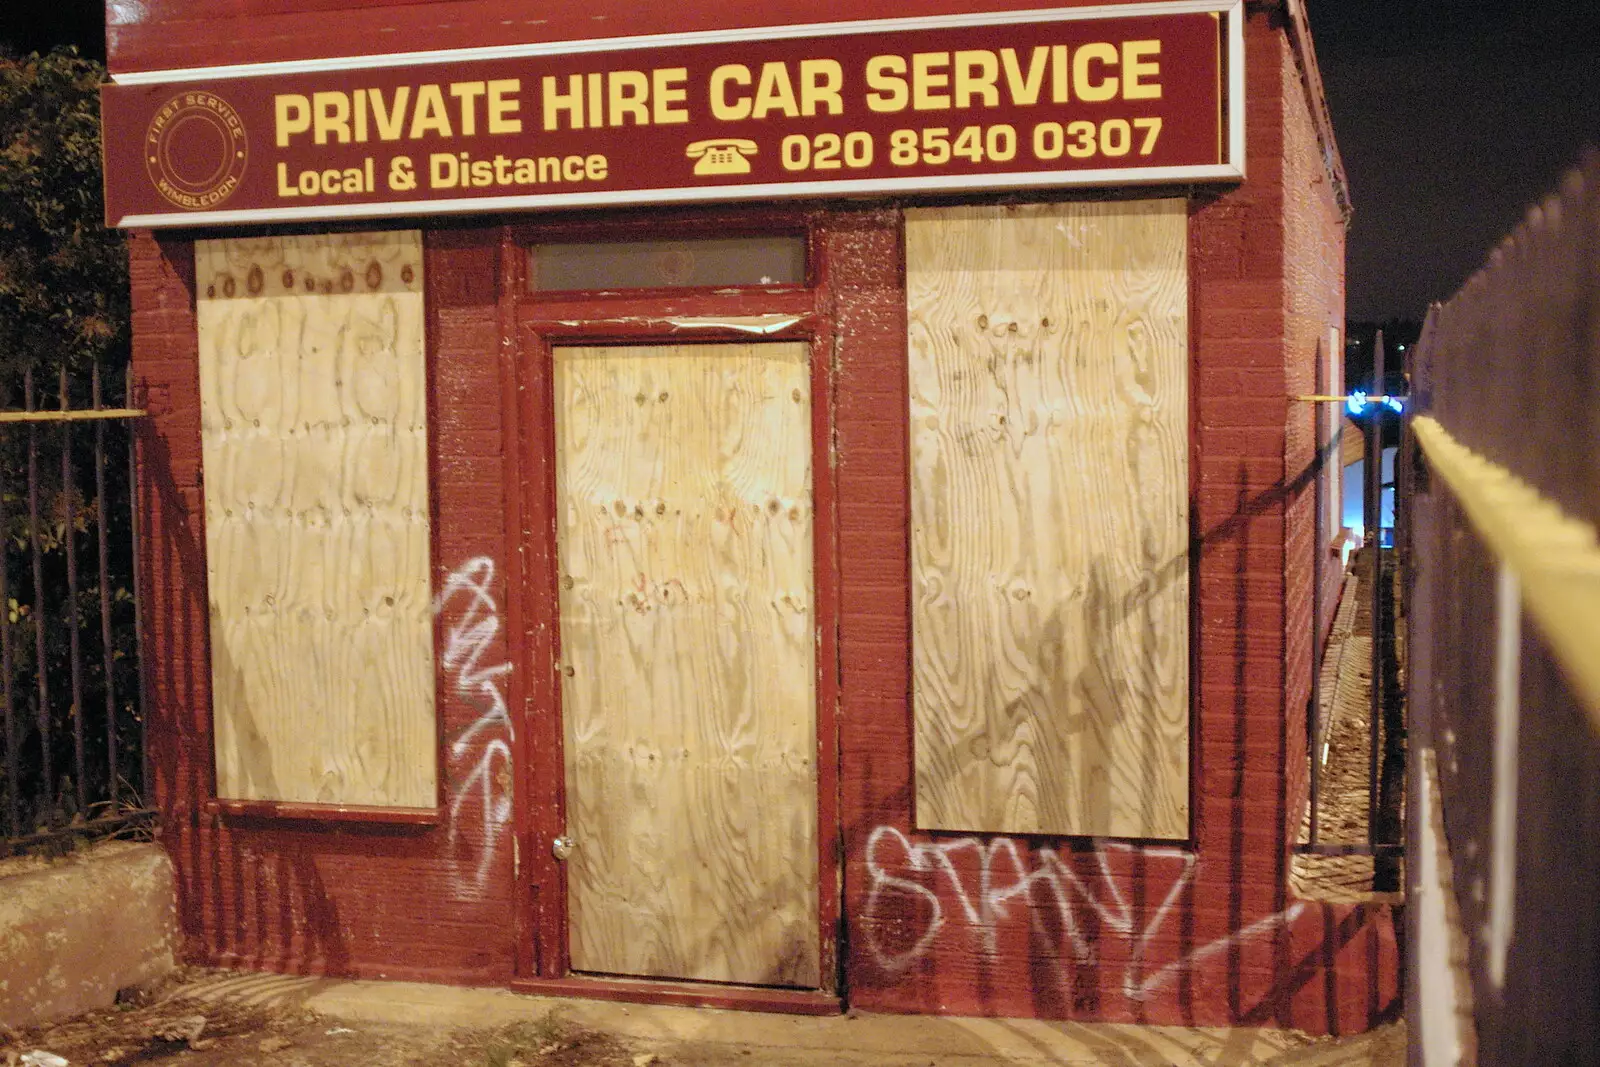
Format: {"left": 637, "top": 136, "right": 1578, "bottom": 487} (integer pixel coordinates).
{"left": 908, "top": 201, "right": 1190, "bottom": 839}
{"left": 555, "top": 342, "right": 819, "bottom": 987}
{"left": 196, "top": 230, "right": 435, "bottom": 809}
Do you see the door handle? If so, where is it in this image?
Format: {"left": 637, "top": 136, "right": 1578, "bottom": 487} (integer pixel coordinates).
{"left": 552, "top": 836, "right": 576, "bottom": 861}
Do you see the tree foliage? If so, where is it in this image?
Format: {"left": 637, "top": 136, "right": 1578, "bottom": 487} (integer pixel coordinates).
{"left": 0, "top": 48, "right": 127, "bottom": 385}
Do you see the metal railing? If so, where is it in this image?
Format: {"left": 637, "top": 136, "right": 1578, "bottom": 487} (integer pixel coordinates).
{"left": 0, "top": 361, "right": 149, "bottom": 855}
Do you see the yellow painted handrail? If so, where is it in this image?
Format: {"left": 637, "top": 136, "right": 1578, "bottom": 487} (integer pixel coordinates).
{"left": 0, "top": 408, "right": 145, "bottom": 424}
{"left": 1412, "top": 415, "right": 1600, "bottom": 727}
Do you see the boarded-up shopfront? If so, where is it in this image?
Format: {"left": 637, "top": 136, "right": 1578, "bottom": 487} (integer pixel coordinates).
{"left": 103, "top": 0, "right": 1397, "bottom": 1032}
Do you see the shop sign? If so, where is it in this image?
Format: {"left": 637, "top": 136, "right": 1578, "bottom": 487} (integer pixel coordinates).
{"left": 101, "top": 1, "right": 1243, "bottom": 228}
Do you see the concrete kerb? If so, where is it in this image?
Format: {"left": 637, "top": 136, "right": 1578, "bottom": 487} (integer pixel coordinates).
{"left": 0, "top": 841, "right": 178, "bottom": 1030}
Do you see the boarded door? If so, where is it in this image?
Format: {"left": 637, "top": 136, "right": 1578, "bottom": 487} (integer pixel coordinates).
{"left": 554, "top": 342, "right": 819, "bottom": 988}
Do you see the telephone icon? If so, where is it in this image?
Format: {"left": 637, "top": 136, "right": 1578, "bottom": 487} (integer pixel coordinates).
{"left": 686, "top": 139, "right": 759, "bottom": 176}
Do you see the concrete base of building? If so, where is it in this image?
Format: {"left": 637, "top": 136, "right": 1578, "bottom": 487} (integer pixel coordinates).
{"left": 0, "top": 841, "right": 178, "bottom": 1029}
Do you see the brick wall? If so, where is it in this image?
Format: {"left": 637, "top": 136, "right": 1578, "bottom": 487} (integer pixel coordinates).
{"left": 127, "top": 7, "right": 1398, "bottom": 1033}
{"left": 106, "top": 0, "right": 1135, "bottom": 74}
{"left": 132, "top": 227, "right": 521, "bottom": 984}
{"left": 1279, "top": 19, "right": 1351, "bottom": 850}
{"left": 838, "top": 10, "right": 1395, "bottom": 1032}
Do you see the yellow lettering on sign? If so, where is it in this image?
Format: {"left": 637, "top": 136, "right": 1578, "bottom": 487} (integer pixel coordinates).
{"left": 863, "top": 38, "right": 1166, "bottom": 114}
{"left": 275, "top": 94, "right": 310, "bottom": 147}
{"left": 912, "top": 52, "right": 950, "bottom": 110}
{"left": 544, "top": 74, "right": 585, "bottom": 130}
{"left": 538, "top": 70, "right": 691, "bottom": 129}
{"left": 1073, "top": 43, "right": 1119, "bottom": 102}
{"left": 487, "top": 79, "right": 522, "bottom": 133}
{"left": 275, "top": 157, "right": 375, "bottom": 197}
{"left": 449, "top": 81, "right": 486, "bottom": 135}
{"left": 799, "top": 59, "right": 844, "bottom": 116}
{"left": 608, "top": 70, "right": 650, "bottom": 127}
{"left": 313, "top": 91, "right": 350, "bottom": 144}
{"left": 865, "top": 55, "right": 908, "bottom": 113}
{"left": 409, "top": 84, "right": 453, "bottom": 138}
{"left": 999, "top": 47, "right": 1048, "bottom": 106}
{"left": 953, "top": 51, "right": 999, "bottom": 108}
{"left": 368, "top": 86, "right": 411, "bottom": 140}
{"left": 260, "top": 36, "right": 1168, "bottom": 149}
{"left": 587, "top": 72, "right": 604, "bottom": 127}
{"left": 426, "top": 151, "right": 610, "bottom": 187}
{"left": 653, "top": 68, "right": 689, "bottom": 124}
{"left": 711, "top": 64, "right": 752, "bottom": 121}
{"left": 752, "top": 62, "right": 799, "bottom": 119}
{"left": 1122, "top": 40, "right": 1163, "bottom": 99}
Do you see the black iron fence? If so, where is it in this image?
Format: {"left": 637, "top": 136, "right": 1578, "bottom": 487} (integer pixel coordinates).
{"left": 1405, "top": 152, "right": 1600, "bottom": 1066}
{"left": 0, "top": 361, "right": 148, "bottom": 855}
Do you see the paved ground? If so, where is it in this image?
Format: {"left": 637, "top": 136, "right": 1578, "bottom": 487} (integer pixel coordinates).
{"left": 3, "top": 969, "right": 1405, "bottom": 1066}
{"left": 1292, "top": 558, "right": 1407, "bottom": 905}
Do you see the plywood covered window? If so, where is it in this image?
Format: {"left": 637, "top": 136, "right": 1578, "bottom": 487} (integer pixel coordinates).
{"left": 196, "top": 231, "right": 435, "bottom": 810}
{"left": 909, "top": 201, "right": 1190, "bottom": 839}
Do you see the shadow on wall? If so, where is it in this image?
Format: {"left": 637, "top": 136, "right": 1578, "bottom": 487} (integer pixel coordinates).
{"left": 142, "top": 413, "right": 356, "bottom": 977}
{"left": 852, "top": 458, "right": 1399, "bottom": 1032}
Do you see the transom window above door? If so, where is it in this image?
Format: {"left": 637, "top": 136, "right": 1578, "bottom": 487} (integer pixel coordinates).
{"left": 529, "top": 236, "right": 807, "bottom": 293}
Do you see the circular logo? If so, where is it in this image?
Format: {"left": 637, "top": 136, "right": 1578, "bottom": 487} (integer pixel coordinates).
{"left": 144, "top": 92, "right": 248, "bottom": 211}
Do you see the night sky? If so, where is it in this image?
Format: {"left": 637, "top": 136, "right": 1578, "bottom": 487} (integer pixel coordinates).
{"left": 3, "top": 1, "right": 1598, "bottom": 321}
{"left": 1307, "top": 1, "right": 1600, "bottom": 320}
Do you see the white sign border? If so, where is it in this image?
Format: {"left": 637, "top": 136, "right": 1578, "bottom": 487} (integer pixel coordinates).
{"left": 110, "top": 0, "right": 1246, "bottom": 229}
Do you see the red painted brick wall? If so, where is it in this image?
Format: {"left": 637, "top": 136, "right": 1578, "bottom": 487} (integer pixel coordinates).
{"left": 1279, "top": 24, "right": 1351, "bottom": 846}
{"left": 133, "top": 227, "right": 521, "bottom": 985}
{"left": 835, "top": 11, "right": 1395, "bottom": 1032}
{"left": 107, "top": 0, "right": 1129, "bottom": 74}
{"left": 127, "top": 6, "right": 1397, "bottom": 1035}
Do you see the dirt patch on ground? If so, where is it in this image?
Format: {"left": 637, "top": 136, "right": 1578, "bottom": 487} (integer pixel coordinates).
{"left": 0, "top": 973, "right": 637, "bottom": 1067}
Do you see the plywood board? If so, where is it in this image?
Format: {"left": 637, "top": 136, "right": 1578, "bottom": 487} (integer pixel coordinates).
{"left": 908, "top": 201, "right": 1190, "bottom": 838}
{"left": 556, "top": 342, "right": 819, "bottom": 987}
{"left": 196, "top": 231, "right": 435, "bottom": 809}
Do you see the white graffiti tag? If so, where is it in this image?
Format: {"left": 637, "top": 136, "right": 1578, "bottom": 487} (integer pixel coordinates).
{"left": 436, "top": 557, "right": 514, "bottom": 891}
{"left": 864, "top": 827, "right": 1305, "bottom": 1001}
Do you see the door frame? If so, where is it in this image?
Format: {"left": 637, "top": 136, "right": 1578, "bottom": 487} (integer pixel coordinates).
{"left": 499, "top": 207, "right": 842, "bottom": 1013}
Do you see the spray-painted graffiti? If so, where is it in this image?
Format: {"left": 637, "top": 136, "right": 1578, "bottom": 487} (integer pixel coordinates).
{"left": 863, "top": 827, "right": 1305, "bottom": 1001}
{"left": 436, "top": 557, "right": 514, "bottom": 891}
